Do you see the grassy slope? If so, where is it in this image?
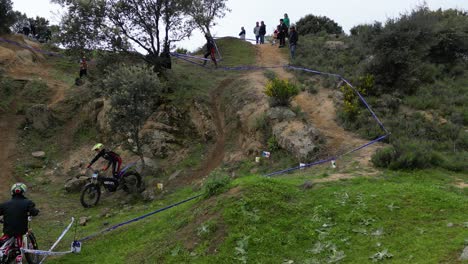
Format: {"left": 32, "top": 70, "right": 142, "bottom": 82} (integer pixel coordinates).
{"left": 50, "top": 169, "right": 467, "bottom": 264}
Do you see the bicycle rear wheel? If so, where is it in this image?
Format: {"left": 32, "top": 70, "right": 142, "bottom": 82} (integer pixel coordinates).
{"left": 80, "top": 184, "right": 101, "bottom": 208}
{"left": 121, "top": 171, "right": 142, "bottom": 194}
{"left": 24, "top": 232, "right": 39, "bottom": 264}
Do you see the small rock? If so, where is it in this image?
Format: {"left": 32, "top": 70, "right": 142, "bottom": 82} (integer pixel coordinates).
{"left": 460, "top": 246, "right": 468, "bottom": 261}
{"left": 447, "top": 222, "right": 454, "bottom": 228}
{"left": 79, "top": 217, "right": 88, "bottom": 226}
{"left": 64, "top": 177, "right": 88, "bottom": 193}
{"left": 301, "top": 181, "right": 314, "bottom": 189}
{"left": 142, "top": 189, "right": 155, "bottom": 202}
{"left": 31, "top": 151, "right": 46, "bottom": 158}
{"left": 100, "top": 208, "right": 111, "bottom": 218}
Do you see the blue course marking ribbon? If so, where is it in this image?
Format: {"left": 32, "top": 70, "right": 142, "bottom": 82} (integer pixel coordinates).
{"left": 78, "top": 194, "right": 202, "bottom": 242}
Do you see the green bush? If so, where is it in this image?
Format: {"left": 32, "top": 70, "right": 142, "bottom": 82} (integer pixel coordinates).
{"left": 264, "top": 78, "right": 299, "bottom": 107}
{"left": 267, "top": 136, "right": 280, "bottom": 151}
{"left": 263, "top": 70, "right": 277, "bottom": 80}
{"left": 295, "top": 14, "right": 344, "bottom": 36}
{"left": 0, "top": 0, "right": 15, "bottom": 34}
{"left": 371, "top": 146, "right": 397, "bottom": 168}
{"left": 203, "top": 170, "right": 231, "bottom": 198}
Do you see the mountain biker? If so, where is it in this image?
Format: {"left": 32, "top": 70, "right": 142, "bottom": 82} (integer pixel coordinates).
{"left": 0, "top": 183, "right": 40, "bottom": 262}
{"left": 203, "top": 33, "right": 218, "bottom": 68}
{"left": 87, "top": 143, "right": 122, "bottom": 178}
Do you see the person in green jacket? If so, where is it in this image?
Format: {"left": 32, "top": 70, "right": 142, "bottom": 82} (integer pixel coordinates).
{"left": 284, "top": 13, "right": 290, "bottom": 28}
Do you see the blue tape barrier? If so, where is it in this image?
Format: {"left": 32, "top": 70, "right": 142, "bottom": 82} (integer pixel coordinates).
{"left": 78, "top": 194, "right": 202, "bottom": 242}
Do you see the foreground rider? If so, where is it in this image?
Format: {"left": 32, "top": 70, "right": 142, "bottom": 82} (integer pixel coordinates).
{"left": 0, "top": 183, "right": 40, "bottom": 262}
{"left": 87, "top": 143, "right": 122, "bottom": 178}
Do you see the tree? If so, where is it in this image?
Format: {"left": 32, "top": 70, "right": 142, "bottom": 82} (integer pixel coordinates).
{"left": 55, "top": 0, "right": 195, "bottom": 71}
{"left": 295, "top": 14, "right": 343, "bottom": 36}
{"left": 186, "top": 0, "right": 230, "bottom": 34}
{"left": 102, "top": 64, "right": 164, "bottom": 166}
{"left": 0, "top": 0, "right": 15, "bottom": 34}
{"left": 10, "top": 11, "right": 28, "bottom": 34}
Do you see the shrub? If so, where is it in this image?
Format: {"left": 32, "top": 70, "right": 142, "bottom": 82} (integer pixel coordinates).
{"left": 263, "top": 70, "right": 277, "bottom": 80}
{"left": 371, "top": 146, "right": 397, "bottom": 168}
{"left": 295, "top": 14, "right": 344, "bottom": 36}
{"left": 267, "top": 136, "right": 280, "bottom": 151}
{"left": 264, "top": 78, "right": 299, "bottom": 107}
{"left": 203, "top": 169, "right": 231, "bottom": 198}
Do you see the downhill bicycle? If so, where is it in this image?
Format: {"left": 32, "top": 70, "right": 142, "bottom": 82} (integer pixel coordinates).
{"left": 80, "top": 162, "right": 142, "bottom": 208}
{"left": 0, "top": 217, "right": 39, "bottom": 264}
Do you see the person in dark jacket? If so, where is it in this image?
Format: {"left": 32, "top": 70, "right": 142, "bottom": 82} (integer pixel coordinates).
{"left": 0, "top": 183, "right": 39, "bottom": 252}
{"left": 259, "top": 21, "right": 266, "bottom": 44}
{"left": 239, "top": 27, "right": 246, "bottom": 40}
{"left": 203, "top": 33, "right": 218, "bottom": 67}
{"left": 88, "top": 143, "right": 122, "bottom": 178}
{"left": 279, "top": 19, "right": 288, "bottom": 48}
{"left": 289, "top": 26, "right": 299, "bottom": 59}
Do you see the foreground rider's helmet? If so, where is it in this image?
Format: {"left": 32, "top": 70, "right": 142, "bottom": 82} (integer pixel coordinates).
{"left": 11, "top": 183, "right": 27, "bottom": 195}
{"left": 92, "top": 143, "right": 104, "bottom": 152}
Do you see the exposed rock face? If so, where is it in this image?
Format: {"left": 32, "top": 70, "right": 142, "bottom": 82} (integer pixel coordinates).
{"left": 266, "top": 107, "right": 296, "bottom": 122}
{"left": 189, "top": 101, "right": 216, "bottom": 141}
{"left": 95, "top": 99, "right": 112, "bottom": 134}
{"left": 0, "top": 46, "right": 16, "bottom": 66}
{"left": 64, "top": 177, "right": 88, "bottom": 193}
{"left": 272, "top": 120, "right": 323, "bottom": 161}
{"left": 25, "top": 104, "right": 54, "bottom": 131}
{"left": 267, "top": 107, "right": 296, "bottom": 124}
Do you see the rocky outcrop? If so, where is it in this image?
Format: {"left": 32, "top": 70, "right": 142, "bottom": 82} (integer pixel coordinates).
{"left": 64, "top": 177, "right": 88, "bottom": 193}
{"left": 272, "top": 120, "right": 323, "bottom": 161}
{"left": 25, "top": 104, "right": 54, "bottom": 131}
{"left": 189, "top": 101, "right": 216, "bottom": 141}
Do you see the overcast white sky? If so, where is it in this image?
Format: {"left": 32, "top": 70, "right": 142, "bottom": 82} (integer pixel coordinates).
{"left": 12, "top": 0, "right": 468, "bottom": 51}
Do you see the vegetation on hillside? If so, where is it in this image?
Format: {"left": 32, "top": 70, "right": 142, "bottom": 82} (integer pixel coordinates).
{"left": 293, "top": 6, "right": 468, "bottom": 171}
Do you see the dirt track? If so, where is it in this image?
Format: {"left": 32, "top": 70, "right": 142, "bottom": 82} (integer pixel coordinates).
{"left": 0, "top": 103, "right": 23, "bottom": 200}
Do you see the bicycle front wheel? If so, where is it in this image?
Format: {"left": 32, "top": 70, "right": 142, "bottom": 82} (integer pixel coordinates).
{"left": 24, "top": 232, "right": 39, "bottom": 264}
{"left": 80, "top": 184, "right": 101, "bottom": 208}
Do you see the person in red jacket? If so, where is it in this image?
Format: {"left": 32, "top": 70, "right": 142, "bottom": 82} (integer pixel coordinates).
{"left": 87, "top": 143, "right": 122, "bottom": 178}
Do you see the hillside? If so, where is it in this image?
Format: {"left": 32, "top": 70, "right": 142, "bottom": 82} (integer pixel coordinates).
{"left": 0, "top": 34, "right": 467, "bottom": 264}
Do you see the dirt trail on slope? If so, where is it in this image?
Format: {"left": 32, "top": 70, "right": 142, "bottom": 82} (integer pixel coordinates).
{"left": 0, "top": 39, "right": 71, "bottom": 199}
{"left": 0, "top": 102, "right": 23, "bottom": 200}
{"left": 252, "top": 44, "right": 382, "bottom": 169}
{"left": 180, "top": 79, "right": 233, "bottom": 185}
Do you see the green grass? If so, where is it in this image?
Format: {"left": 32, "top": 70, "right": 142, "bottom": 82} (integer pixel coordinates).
{"left": 46, "top": 169, "right": 467, "bottom": 263}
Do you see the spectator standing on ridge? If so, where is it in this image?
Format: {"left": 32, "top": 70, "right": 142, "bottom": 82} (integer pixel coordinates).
{"left": 203, "top": 33, "right": 218, "bottom": 68}
{"left": 272, "top": 25, "right": 280, "bottom": 45}
{"left": 79, "top": 53, "right": 88, "bottom": 78}
{"left": 239, "top": 26, "right": 246, "bottom": 40}
{"left": 259, "top": 21, "right": 266, "bottom": 44}
{"left": 279, "top": 19, "right": 288, "bottom": 48}
{"left": 284, "top": 14, "right": 290, "bottom": 29}
{"left": 253, "top": 22, "right": 260, "bottom": 44}
{"left": 289, "top": 26, "right": 299, "bottom": 59}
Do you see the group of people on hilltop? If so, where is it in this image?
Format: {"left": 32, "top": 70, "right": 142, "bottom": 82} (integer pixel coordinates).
{"left": 239, "top": 13, "right": 299, "bottom": 59}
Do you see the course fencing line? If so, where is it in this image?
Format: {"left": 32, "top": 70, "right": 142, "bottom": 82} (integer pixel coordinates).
{"left": 264, "top": 134, "right": 390, "bottom": 177}
{"left": 171, "top": 52, "right": 211, "bottom": 61}
{"left": 341, "top": 78, "right": 389, "bottom": 133}
{"left": 21, "top": 218, "right": 75, "bottom": 259}
{"left": 0, "top": 37, "right": 63, "bottom": 57}
{"left": 78, "top": 194, "right": 202, "bottom": 242}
